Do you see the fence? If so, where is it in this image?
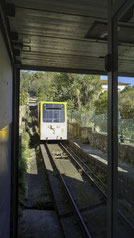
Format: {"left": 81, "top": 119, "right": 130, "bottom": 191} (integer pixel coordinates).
{"left": 68, "top": 110, "right": 134, "bottom": 143}
{"left": 67, "top": 110, "right": 94, "bottom": 127}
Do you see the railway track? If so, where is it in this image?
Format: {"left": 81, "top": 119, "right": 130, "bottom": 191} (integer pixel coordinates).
{"left": 59, "top": 143, "right": 134, "bottom": 232}
{"left": 40, "top": 141, "right": 134, "bottom": 238}
{"left": 59, "top": 142, "right": 107, "bottom": 199}
{"left": 46, "top": 142, "right": 94, "bottom": 238}
{"left": 41, "top": 142, "right": 107, "bottom": 237}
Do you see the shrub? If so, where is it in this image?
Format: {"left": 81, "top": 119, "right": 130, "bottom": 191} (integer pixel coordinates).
{"left": 18, "top": 130, "right": 31, "bottom": 216}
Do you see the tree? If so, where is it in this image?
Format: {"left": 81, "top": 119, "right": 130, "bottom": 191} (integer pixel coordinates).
{"left": 95, "top": 91, "right": 108, "bottom": 115}
{"left": 20, "top": 71, "right": 102, "bottom": 116}
{"left": 29, "top": 72, "right": 57, "bottom": 100}
{"left": 20, "top": 71, "right": 31, "bottom": 93}
{"left": 53, "top": 73, "right": 101, "bottom": 111}
{"left": 95, "top": 85, "right": 134, "bottom": 119}
{"left": 119, "top": 86, "right": 134, "bottom": 119}
{"left": 80, "top": 74, "right": 101, "bottom": 110}
{"left": 20, "top": 71, "right": 31, "bottom": 105}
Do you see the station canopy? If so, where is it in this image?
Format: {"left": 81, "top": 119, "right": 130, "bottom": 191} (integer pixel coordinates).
{"left": 4, "top": 0, "right": 134, "bottom": 76}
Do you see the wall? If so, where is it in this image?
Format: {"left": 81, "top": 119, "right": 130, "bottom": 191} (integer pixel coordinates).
{"left": 68, "top": 139, "right": 134, "bottom": 214}
{"left": 68, "top": 122, "right": 134, "bottom": 165}
{"left": 0, "top": 31, "right": 13, "bottom": 238}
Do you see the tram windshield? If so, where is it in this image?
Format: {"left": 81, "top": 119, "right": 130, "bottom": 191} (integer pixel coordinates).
{"left": 43, "top": 104, "right": 65, "bottom": 122}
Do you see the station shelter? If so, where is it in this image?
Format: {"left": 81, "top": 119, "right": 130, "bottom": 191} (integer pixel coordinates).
{"left": 0, "top": 1, "right": 134, "bottom": 237}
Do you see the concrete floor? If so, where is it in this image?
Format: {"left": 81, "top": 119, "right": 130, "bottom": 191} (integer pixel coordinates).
{"left": 18, "top": 210, "right": 63, "bottom": 238}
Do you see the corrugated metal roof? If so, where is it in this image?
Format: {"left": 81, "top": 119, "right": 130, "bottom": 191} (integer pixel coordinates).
{"left": 3, "top": 0, "right": 134, "bottom": 76}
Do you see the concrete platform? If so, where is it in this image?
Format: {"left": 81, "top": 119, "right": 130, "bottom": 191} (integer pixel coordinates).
{"left": 18, "top": 210, "right": 63, "bottom": 238}
{"left": 24, "top": 147, "right": 52, "bottom": 209}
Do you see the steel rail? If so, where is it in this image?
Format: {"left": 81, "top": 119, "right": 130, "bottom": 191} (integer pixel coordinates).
{"left": 45, "top": 142, "right": 92, "bottom": 238}
{"left": 60, "top": 142, "right": 134, "bottom": 232}
{"left": 60, "top": 142, "right": 107, "bottom": 200}
{"left": 62, "top": 143, "right": 107, "bottom": 190}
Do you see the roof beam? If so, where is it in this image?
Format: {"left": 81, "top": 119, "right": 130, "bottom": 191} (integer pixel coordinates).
{"left": 16, "top": 64, "right": 106, "bottom": 75}
{"left": 0, "top": 2, "right": 15, "bottom": 63}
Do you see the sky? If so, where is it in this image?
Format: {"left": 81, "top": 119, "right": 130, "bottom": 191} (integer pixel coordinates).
{"left": 101, "top": 75, "right": 134, "bottom": 86}
{"left": 23, "top": 70, "right": 134, "bottom": 86}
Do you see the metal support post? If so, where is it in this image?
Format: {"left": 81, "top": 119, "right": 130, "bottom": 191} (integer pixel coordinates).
{"left": 11, "top": 67, "right": 20, "bottom": 238}
{"left": 107, "top": 1, "right": 118, "bottom": 237}
{"left": 107, "top": 1, "right": 134, "bottom": 237}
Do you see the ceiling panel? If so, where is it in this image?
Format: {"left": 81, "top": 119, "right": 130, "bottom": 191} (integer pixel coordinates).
{"left": 3, "top": 0, "right": 134, "bottom": 75}
{"left": 8, "top": 0, "right": 107, "bottom": 18}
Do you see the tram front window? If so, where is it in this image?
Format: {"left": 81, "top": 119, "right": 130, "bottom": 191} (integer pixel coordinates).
{"left": 43, "top": 104, "right": 65, "bottom": 123}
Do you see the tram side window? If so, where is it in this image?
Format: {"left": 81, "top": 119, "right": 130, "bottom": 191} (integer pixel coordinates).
{"left": 43, "top": 104, "right": 65, "bottom": 122}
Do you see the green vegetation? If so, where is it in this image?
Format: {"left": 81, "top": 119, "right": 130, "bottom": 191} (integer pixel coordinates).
{"left": 95, "top": 91, "right": 108, "bottom": 115}
{"left": 20, "top": 92, "right": 29, "bottom": 106}
{"left": 29, "top": 72, "right": 101, "bottom": 110}
{"left": 18, "top": 130, "right": 31, "bottom": 216}
{"left": 119, "top": 86, "right": 134, "bottom": 119}
{"left": 20, "top": 71, "right": 134, "bottom": 120}
{"left": 95, "top": 86, "right": 134, "bottom": 119}
{"left": 20, "top": 71, "right": 31, "bottom": 94}
{"left": 94, "top": 86, "right": 134, "bottom": 138}
{"left": 20, "top": 71, "right": 101, "bottom": 123}
{"left": 20, "top": 71, "right": 134, "bottom": 139}
{"left": 19, "top": 71, "right": 31, "bottom": 106}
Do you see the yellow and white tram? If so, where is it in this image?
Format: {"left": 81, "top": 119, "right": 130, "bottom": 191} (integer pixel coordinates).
{"left": 38, "top": 101, "right": 67, "bottom": 140}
